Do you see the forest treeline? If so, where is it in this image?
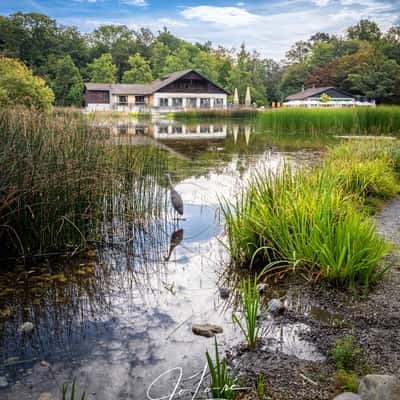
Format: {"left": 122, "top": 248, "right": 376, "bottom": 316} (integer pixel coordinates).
{"left": 0, "top": 13, "right": 399, "bottom": 106}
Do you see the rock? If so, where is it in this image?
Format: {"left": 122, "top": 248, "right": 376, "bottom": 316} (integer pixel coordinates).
{"left": 38, "top": 393, "right": 53, "bottom": 400}
{"left": 256, "top": 283, "right": 269, "bottom": 294}
{"left": 192, "top": 324, "right": 223, "bottom": 338}
{"left": 219, "top": 287, "right": 230, "bottom": 299}
{"left": 18, "top": 321, "right": 34, "bottom": 334}
{"left": 358, "top": 374, "right": 400, "bottom": 400}
{"left": 333, "top": 393, "right": 362, "bottom": 400}
{"left": 40, "top": 360, "right": 50, "bottom": 368}
{"left": 267, "top": 299, "right": 285, "bottom": 316}
{"left": 0, "top": 376, "right": 8, "bottom": 388}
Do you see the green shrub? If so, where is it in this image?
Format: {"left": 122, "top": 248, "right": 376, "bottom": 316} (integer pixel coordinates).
{"left": 331, "top": 335, "right": 362, "bottom": 371}
{"left": 335, "top": 369, "right": 359, "bottom": 393}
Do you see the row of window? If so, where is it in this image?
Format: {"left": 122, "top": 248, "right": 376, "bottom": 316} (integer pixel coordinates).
{"left": 158, "top": 126, "right": 224, "bottom": 134}
{"left": 159, "top": 98, "right": 224, "bottom": 107}
{"left": 118, "top": 96, "right": 145, "bottom": 105}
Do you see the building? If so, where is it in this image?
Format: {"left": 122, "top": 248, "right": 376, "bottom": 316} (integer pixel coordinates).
{"left": 284, "top": 86, "right": 375, "bottom": 107}
{"left": 84, "top": 69, "right": 230, "bottom": 112}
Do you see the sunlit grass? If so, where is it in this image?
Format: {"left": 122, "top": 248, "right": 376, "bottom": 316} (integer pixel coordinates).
{"left": 223, "top": 141, "right": 399, "bottom": 291}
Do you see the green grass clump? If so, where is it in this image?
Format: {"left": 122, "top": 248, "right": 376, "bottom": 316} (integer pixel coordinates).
{"left": 331, "top": 335, "right": 362, "bottom": 371}
{"left": 223, "top": 141, "right": 399, "bottom": 290}
{"left": 206, "top": 338, "right": 238, "bottom": 400}
{"left": 232, "top": 277, "right": 260, "bottom": 349}
{"left": 260, "top": 106, "right": 400, "bottom": 136}
{"left": 335, "top": 370, "right": 359, "bottom": 393}
{"left": 174, "top": 109, "right": 259, "bottom": 121}
{"left": 61, "top": 382, "right": 86, "bottom": 400}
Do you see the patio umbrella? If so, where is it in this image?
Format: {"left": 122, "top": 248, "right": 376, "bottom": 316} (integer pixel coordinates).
{"left": 245, "top": 86, "right": 251, "bottom": 107}
{"left": 233, "top": 125, "right": 239, "bottom": 144}
{"left": 245, "top": 125, "right": 251, "bottom": 145}
{"left": 233, "top": 88, "right": 239, "bottom": 106}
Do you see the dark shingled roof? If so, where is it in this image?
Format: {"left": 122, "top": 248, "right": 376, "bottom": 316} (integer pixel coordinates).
{"left": 286, "top": 86, "right": 352, "bottom": 101}
{"left": 84, "top": 69, "right": 230, "bottom": 95}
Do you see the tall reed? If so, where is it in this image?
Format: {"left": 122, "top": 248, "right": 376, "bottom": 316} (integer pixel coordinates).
{"left": 0, "top": 107, "right": 168, "bottom": 259}
{"left": 259, "top": 107, "right": 400, "bottom": 136}
{"left": 223, "top": 141, "right": 399, "bottom": 290}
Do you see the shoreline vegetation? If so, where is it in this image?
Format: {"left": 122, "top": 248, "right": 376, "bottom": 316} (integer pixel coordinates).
{"left": 223, "top": 139, "right": 400, "bottom": 291}
{"left": 0, "top": 107, "right": 169, "bottom": 260}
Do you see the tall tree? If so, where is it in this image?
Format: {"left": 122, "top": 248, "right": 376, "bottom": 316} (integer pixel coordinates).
{"left": 48, "top": 55, "right": 83, "bottom": 106}
{"left": 347, "top": 19, "right": 382, "bottom": 41}
{"left": 122, "top": 53, "right": 153, "bottom": 83}
{"left": 150, "top": 41, "right": 170, "bottom": 78}
{"left": 88, "top": 53, "right": 117, "bottom": 83}
{"left": 285, "top": 41, "right": 311, "bottom": 63}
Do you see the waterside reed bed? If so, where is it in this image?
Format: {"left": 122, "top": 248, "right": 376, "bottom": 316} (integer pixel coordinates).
{"left": 173, "top": 109, "right": 259, "bottom": 121}
{"left": 0, "top": 107, "right": 167, "bottom": 259}
{"left": 223, "top": 141, "right": 400, "bottom": 290}
{"left": 260, "top": 107, "right": 400, "bottom": 136}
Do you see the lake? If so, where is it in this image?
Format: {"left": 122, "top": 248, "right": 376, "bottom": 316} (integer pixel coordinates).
{"left": 0, "top": 118, "right": 336, "bottom": 399}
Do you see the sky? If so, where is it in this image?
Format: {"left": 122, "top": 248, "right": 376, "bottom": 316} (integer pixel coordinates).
{"left": 1, "top": 0, "right": 399, "bottom": 60}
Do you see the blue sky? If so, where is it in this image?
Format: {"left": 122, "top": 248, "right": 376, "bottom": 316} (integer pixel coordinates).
{"left": 1, "top": 0, "right": 399, "bottom": 59}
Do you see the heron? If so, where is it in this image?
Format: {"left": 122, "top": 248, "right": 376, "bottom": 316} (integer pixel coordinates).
{"left": 166, "top": 173, "right": 183, "bottom": 216}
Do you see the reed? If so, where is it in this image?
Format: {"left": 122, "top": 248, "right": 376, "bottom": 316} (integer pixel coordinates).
{"left": 259, "top": 107, "right": 400, "bottom": 136}
{"left": 232, "top": 277, "right": 260, "bottom": 349}
{"left": 223, "top": 141, "right": 399, "bottom": 290}
{"left": 174, "top": 109, "right": 259, "bottom": 121}
{"left": 206, "top": 337, "right": 238, "bottom": 400}
{"left": 0, "top": 107, "right": 168, "bottom": 259}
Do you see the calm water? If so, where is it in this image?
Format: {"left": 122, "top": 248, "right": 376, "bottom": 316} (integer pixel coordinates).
{"left": 0, "top": 119, "right": 332, "bottom": 399}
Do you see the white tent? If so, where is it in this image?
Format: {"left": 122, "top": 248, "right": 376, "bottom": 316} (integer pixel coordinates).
{"left": 245, "top": 86, "right": 251, "bottom": 107}
{"left": 233, "top": 88, "right": 239, "bottom": 106}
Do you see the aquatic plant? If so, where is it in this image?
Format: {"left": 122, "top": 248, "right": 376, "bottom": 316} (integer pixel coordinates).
{"left": 174, "top": 109, "right": 259, "bottom": 121}
{"left": 61, "top": 382, "right": 87, "bottom": 400}
{"left": 256, "top": 374, "right": 267, "bottom": 400}
{"left": 0, "top": 107, "right": 169, "bottom": 259}
{"left": 206, "top": 337, "right": 238, "bottom": 400}
{"left": 223, "top": 141, "right": 399, "bottom": 290}
{"left": 259, "top": 106, "right": 400, "bottom": 136}
{"left": 232, "top": 277, "right": 260, "bottom": 349}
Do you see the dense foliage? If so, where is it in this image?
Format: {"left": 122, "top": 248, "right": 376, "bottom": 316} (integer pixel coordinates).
{"left": 0, "top": 56, "right": 54, "bottom": 109}
{"left": 0, "top": 12, "right": 399, "bottom": 106}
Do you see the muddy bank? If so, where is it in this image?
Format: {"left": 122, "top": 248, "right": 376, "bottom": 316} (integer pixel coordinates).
{"left": 229, "top": 196, "right": 400, "bottom": 400}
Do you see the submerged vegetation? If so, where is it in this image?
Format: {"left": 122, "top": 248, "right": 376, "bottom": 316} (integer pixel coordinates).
{"left": 260, "top": 107, "right": 400, "bottom": 136}
{"left": 0, "top": 107, "right": 169, "bottom": 259}
{"left": 223, "top": 140, "right": 400, "bottom": 290}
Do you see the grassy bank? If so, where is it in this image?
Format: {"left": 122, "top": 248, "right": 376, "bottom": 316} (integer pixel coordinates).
{"left": 223, "top": 141, "right": 400, "bottom": 290}
{"left": 0, "top": 107, "right": 167, "bottom": 259}
{"left": 173, "top": 109, "right": 259, "bottom": 121}
{"left": 259, "top": 107, "right": 400, "bottom": 136}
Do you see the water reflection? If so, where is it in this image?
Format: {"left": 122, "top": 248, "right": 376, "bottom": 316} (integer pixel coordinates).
{"left": 0, "top": 117, "right": 330, "bottom": 399}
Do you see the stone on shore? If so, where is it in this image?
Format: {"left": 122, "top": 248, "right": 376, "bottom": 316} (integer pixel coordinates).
{"left": 358, "top": 374, "right": 400, "bottom": 400}
{"left": 332, "top": 393, "right": 361, "bottom": 400}
{"left": 268, "top": 299, "right": 285, "bottom": 316}
{"left": 192, "top": 324, "right": 223, "bottom": 338}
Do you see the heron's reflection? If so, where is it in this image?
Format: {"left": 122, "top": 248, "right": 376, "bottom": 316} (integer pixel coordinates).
{"left": 164, "top": 228, "right": 184, "bottom": 261}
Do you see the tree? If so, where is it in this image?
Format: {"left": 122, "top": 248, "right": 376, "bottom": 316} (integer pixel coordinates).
{"left": 48, "top": 55, "right": 83, "bottom": 106}
{"left": 88, "top": 53, "right": 117, "bottom": 83}
{"left": 309, "top": 42, "right": 336, "bottom": 67}
{"left": 285, "top": 41, "right": 311, "bottom": 64}
{"left": 150, "top": 41, "right": 170, "bottom": 78}
{"left": 320, "top": 93, "right": 331, "bottom": 103}
{"left": 278, "top": 63, "right": 309, "bottom": 99}
{"left": 161, "top": 48, "right": 192, "bottom": 75}
{"left": 122, "top": 53, "right": 153, "bottom": 83}
{"left": 347, "top": 19, "right": 381, "bottom": 41}
{"left": 305, "top": 62, "right": 338, "bottom": 87}
{"left": 0, "top": 56, "right": 54, "bottom": 109}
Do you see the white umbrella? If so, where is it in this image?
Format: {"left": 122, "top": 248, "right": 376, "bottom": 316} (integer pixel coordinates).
{"left": 233, "top": 88, "right": 239, "bottom": 106}
{"left": 233, "top": 125, "right": 239, "bottom": 144}
{"left": 245, "top": 86, "right": 251, "bottom": 107}
{"left": 245, "top": 125, "right": 251, "bottom": 145}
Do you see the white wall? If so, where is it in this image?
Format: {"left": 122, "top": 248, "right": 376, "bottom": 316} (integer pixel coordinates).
{"left": 153, "top": 92, "right": 227, "bottom": 109}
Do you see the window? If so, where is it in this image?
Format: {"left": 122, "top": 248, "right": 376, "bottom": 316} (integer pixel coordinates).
{"left": 172, "top": 98, "right": 183, "bottom": 108}
{"left": 158, "top": 126, "right": 169, "bottom": 134}
{"left": 186, "top": 98, "right": 197, "bottom": 108}
{"left": 135, "top": 96, "right": 145, "bottom": 104}
{"left": 200, "top": 98, "right": 210, "bottom": 108}
{"left": 118, "top": 95, "right": 128, "bottom": 105}
{"left": 173, "top": 126, "right": 183, "bottom": 134}
{"left": 159, "top": 98, "right": 169, "bottom": 107}
{"left": 214, "top": 98, "right": 224, "bottom": 108}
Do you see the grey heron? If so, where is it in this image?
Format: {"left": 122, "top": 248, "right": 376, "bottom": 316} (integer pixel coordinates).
{"left": 166, "top": 173, "right": 184, "bottom": 216}
{"left": 164, "top": 228, "right": 184, "bottom": 261}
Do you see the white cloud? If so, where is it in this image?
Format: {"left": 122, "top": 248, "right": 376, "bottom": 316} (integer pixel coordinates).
{"left": 311, "top": 0, "right": 331, "bottom": 6}
{"left": 159, "top": 18, "right": 188, "bottom": 28}
{"left": 181, "top": 6, "right": 260, "bottom": 28}
{"left": 121, "top": 0, "right": 147, "bottom": 6}
{"left": 237, "top": 2, "right": 245, "bottom": 6}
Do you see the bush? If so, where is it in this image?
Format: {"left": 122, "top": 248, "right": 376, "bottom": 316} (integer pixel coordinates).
{"left": 331, "top": 335, "right": 362, "bottom": 371}
{"left": 0, "top": 56, "right": 54, "bottom": 110}
{"left": 223, "top": 141, "right": 399, "bottom": 290}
